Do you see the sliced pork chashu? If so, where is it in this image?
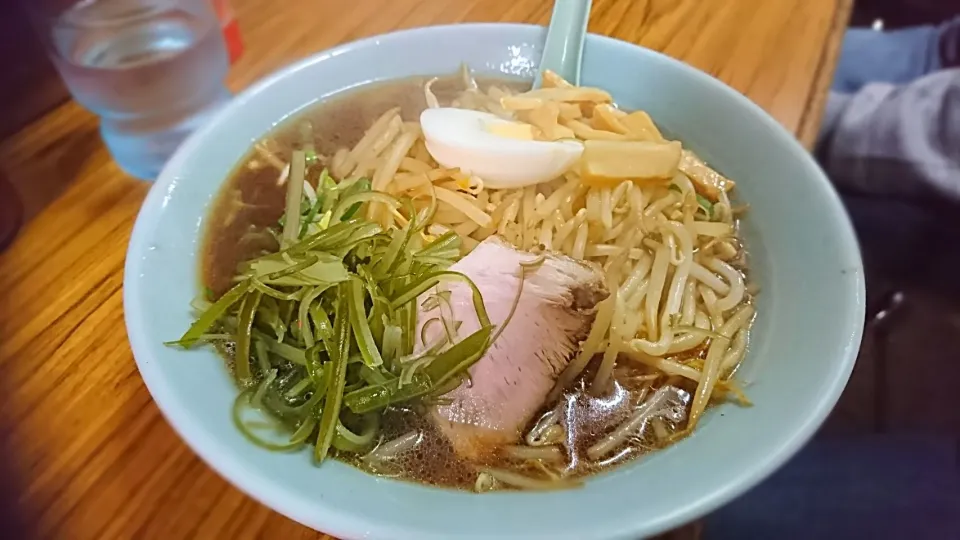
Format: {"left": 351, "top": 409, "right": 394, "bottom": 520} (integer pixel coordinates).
{"left": 417, "top": 237, "right": 608, "bottom": 460}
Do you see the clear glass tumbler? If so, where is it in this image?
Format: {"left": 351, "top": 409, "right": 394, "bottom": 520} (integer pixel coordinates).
{"left": 26, "top": 0, "right": 232, "bottom": 180}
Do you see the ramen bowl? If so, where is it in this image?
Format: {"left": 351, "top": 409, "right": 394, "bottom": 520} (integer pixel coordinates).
{"left": 124, "top": 24, "right": 865, "bottom": 540}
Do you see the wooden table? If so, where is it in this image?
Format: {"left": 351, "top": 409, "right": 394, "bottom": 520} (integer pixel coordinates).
{"left": 0, "top": 0, "right": 852, "bottom": 538}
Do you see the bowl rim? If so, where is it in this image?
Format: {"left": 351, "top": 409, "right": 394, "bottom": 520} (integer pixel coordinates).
{"left": 124, "top": 22, "right": 865, "bottom": 540}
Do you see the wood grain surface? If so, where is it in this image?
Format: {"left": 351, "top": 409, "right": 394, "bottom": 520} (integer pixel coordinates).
{"left": 0, "top": 1, "right": 850, "bottom": 538}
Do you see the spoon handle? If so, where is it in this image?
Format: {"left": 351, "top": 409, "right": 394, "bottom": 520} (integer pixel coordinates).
{"left": 535, "top": 0, "right": 593, "bottom": 88}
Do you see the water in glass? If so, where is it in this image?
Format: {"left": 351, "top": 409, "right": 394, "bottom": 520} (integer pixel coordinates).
{"left": 47, "top": 0, "right": 231, "bottom": 180}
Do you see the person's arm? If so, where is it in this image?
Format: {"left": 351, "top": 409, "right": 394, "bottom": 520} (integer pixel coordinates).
{"left": 817, "top": 68, "right": 960, "bottom": 201}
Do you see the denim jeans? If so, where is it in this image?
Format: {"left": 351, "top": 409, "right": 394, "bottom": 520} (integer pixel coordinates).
{"left": 833, "top": 17, "right": 959, "bottom": 92}
{"left": 817, "top": 18, "right": 960, "bottom": 201}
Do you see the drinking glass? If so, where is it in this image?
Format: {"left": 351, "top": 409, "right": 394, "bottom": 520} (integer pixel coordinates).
{"left": 26, "top": 0, "right": 232, "bottom": 180}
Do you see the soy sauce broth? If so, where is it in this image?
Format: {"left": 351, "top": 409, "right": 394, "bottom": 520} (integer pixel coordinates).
{"left": 202, "top": 75, "right": 527, "bottom": 296}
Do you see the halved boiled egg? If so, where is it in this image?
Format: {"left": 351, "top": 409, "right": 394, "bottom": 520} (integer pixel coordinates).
{"left": 420, "top": 108, "right": 583, "bottom": 189}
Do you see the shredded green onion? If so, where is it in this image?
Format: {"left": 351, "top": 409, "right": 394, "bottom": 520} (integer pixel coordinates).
{"left": 315, "top": 290, "right": 351, "bottom": 463}
{"left": 170, "top": 162, "right": 491, "bottom": 465}
{"left": 235, "top": 290, "right": 263, "bottom": 386}
{"left": 696, "top": 194, "right": 714, "bottom": 218}
{"left": 232, "top": 390, "right": 309, "bottom": 452}
{"left": 333, "top": 414, "right": 379, "bottom": 452}
{"left": 282, "top": 151, "right": 306, "bottom": 247}
{"left": 346, "top": 278, "right": 384, "bottom": 367}
{"left": 336, "top": 178, "right": 372, "bottom": 221}
{"left": 344, "top": 325, "right": 492, "bottom": 414}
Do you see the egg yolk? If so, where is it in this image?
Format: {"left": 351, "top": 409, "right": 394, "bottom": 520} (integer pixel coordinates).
{"left": 485, "top": 121, "right": 539, "bottom": 141}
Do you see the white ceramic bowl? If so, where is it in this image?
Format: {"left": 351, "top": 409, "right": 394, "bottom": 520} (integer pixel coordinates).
{"left": 124, "top": 24, "right": 865, "bottom": 540}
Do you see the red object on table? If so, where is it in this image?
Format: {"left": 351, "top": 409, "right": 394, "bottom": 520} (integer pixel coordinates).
{"left": 212, "top": 0, "right": 243, "bottom": 64}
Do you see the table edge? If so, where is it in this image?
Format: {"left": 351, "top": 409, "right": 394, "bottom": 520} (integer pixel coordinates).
{"left": 796, "top": 0, "right": 853, "bottom": 150}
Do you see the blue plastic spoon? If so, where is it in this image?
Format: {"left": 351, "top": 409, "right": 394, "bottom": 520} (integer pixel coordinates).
{"left": 533, "top": 0, "right": 593, "bottom": 88}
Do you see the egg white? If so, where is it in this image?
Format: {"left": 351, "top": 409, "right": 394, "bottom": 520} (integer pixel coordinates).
{"left": 420, "top": 108, "right": 583, "bottom": 189}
